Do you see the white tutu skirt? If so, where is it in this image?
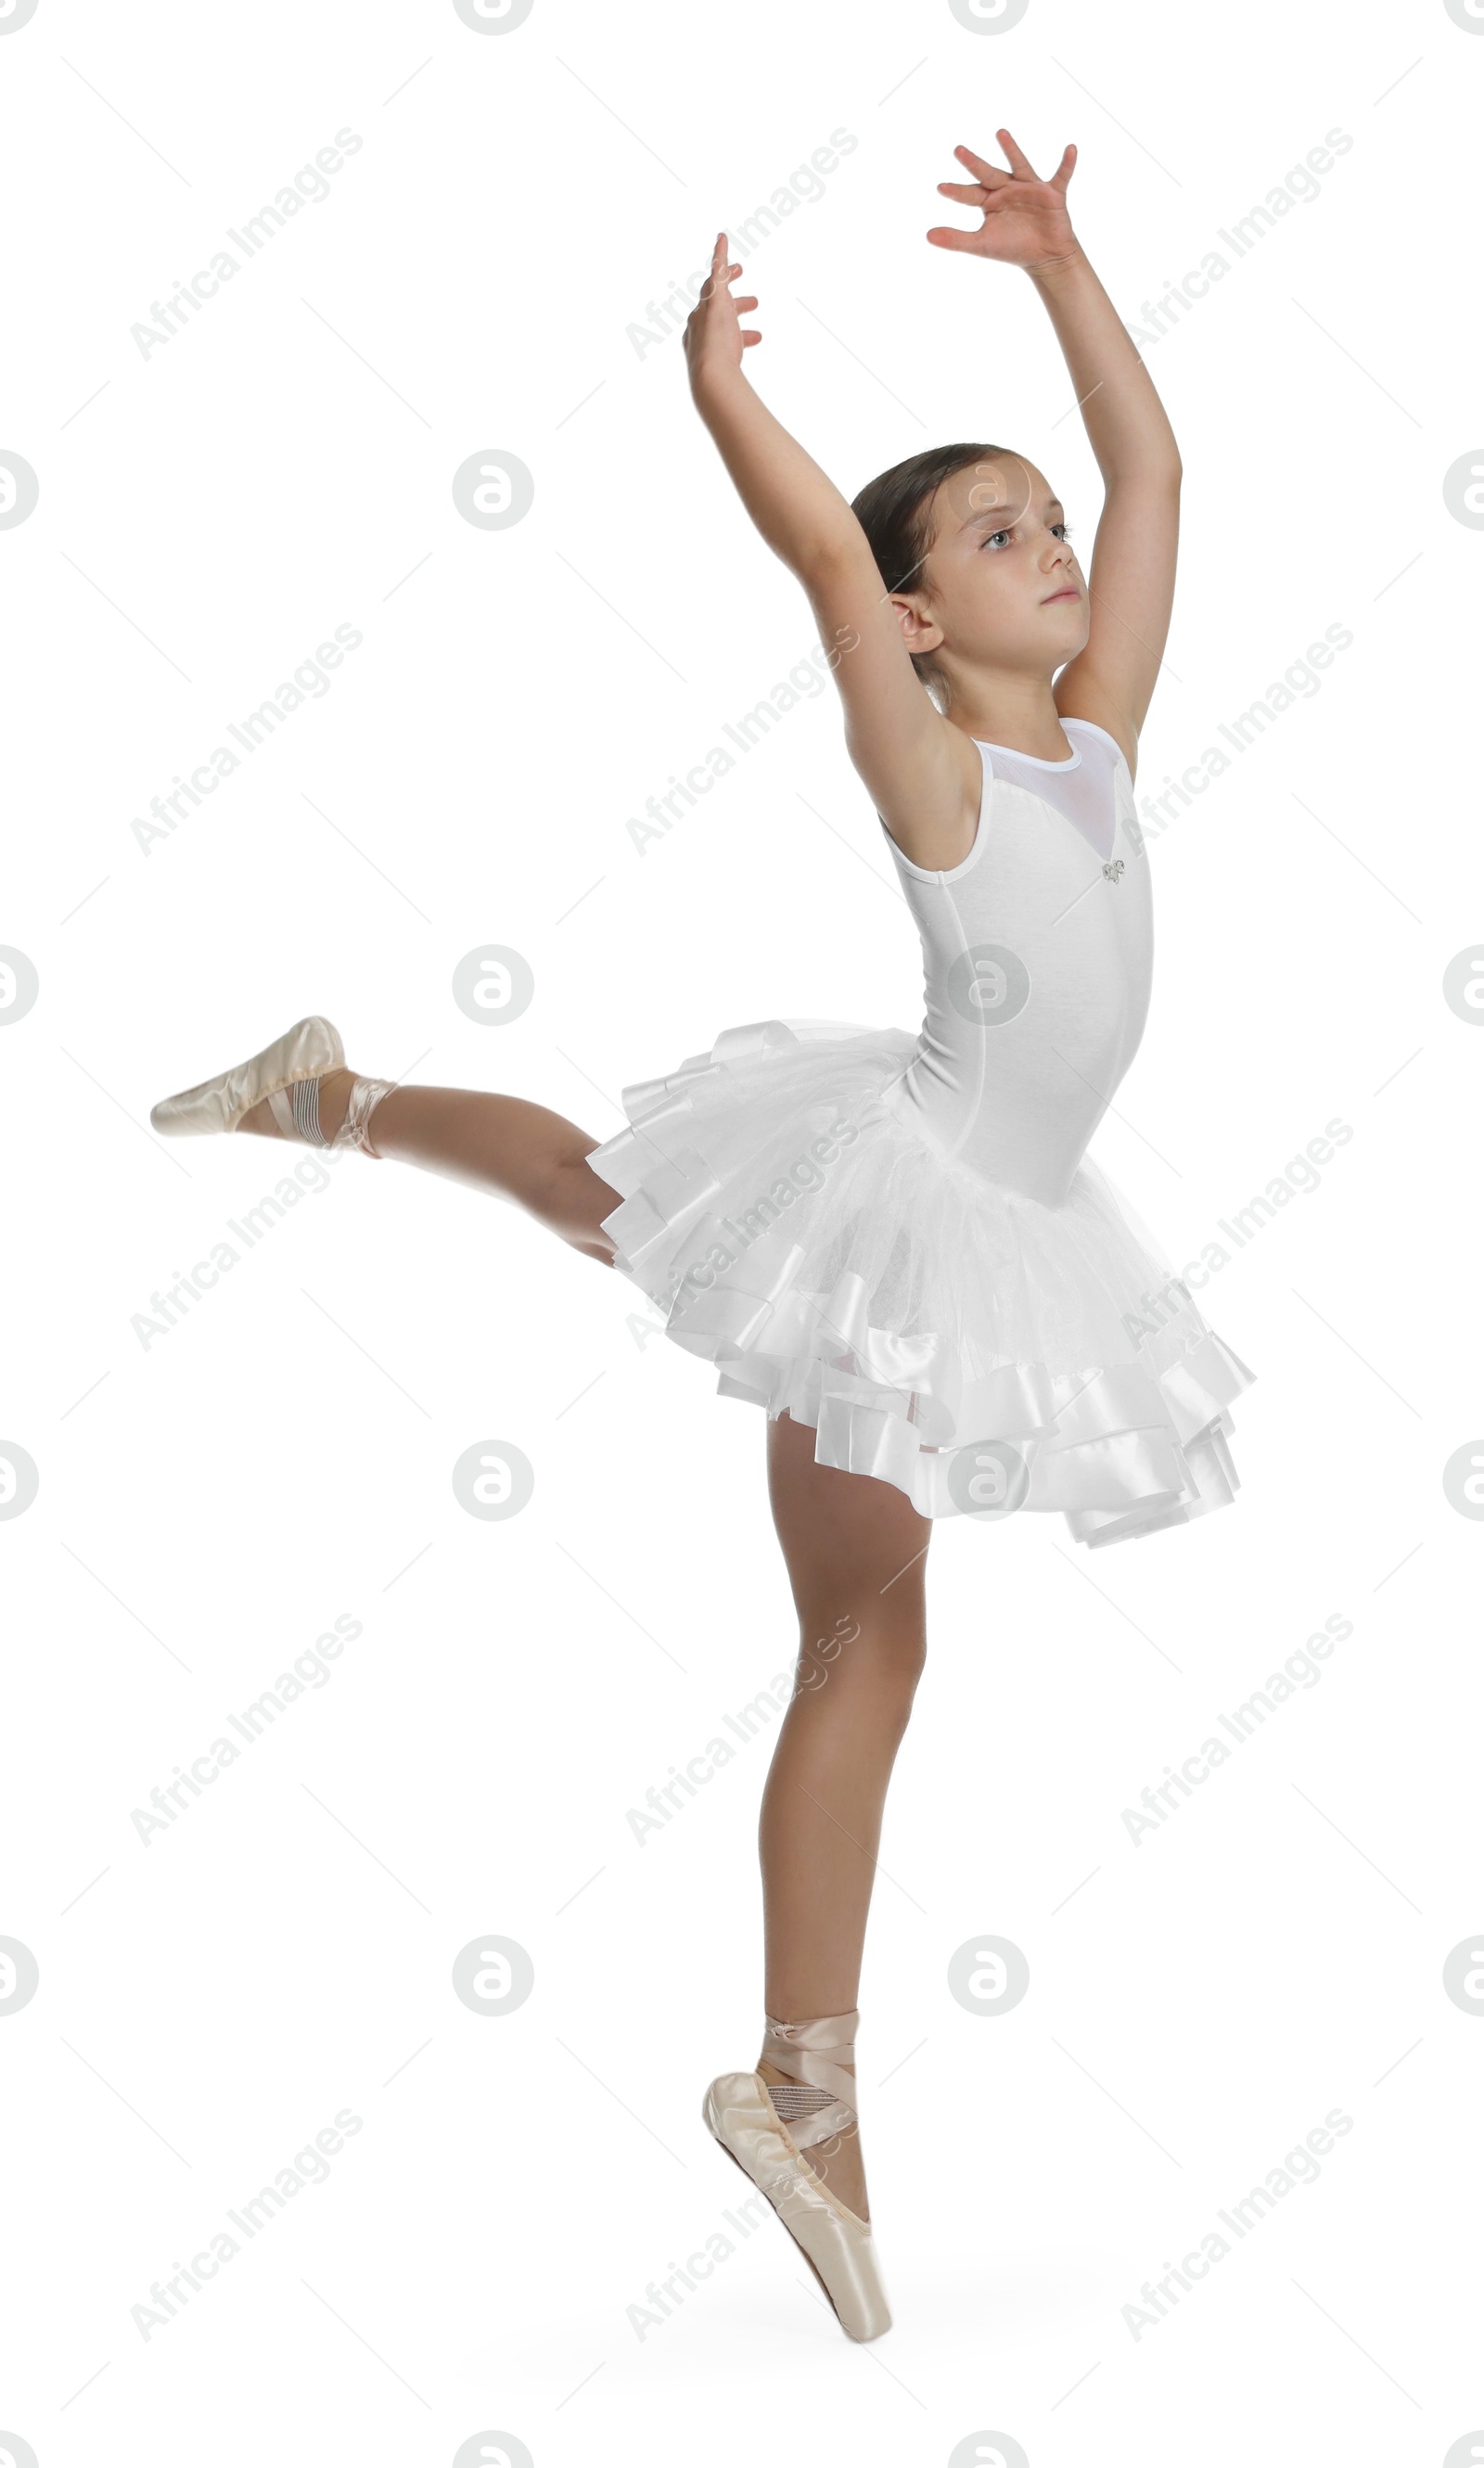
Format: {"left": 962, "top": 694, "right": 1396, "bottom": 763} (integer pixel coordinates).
{"left": 590, "top": 1019, "right": 1254, "bottom": 1549}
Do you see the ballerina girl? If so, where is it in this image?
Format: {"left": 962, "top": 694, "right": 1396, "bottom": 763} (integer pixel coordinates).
{"left": 150, "top": 127, "right": 1252, "bottom": 2342}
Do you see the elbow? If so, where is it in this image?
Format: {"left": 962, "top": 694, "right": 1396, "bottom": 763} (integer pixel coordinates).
{"left": 1098, "top": 447, "right": 1181, "bottom": 493}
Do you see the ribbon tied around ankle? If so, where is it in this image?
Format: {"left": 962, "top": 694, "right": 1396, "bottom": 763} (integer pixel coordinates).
{"left": 761, "top": 2009, "right": 860, "bottom": 2149}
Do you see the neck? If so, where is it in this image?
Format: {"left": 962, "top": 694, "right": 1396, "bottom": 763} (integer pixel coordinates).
{"left": 938, "top": 671, "right": 1071, "bottom": 761}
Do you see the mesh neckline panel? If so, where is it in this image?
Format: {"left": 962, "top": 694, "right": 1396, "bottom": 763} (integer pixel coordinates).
{"left": 977, "top": 720, "right": 1119, "bottom": 861}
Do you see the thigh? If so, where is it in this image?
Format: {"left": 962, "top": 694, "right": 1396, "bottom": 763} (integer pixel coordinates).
{"left": 373, "top": 1083, "right": 623, "bottom": 1263}
{"left": 766, "top": 1409, "right": 931, "bottom": 1640}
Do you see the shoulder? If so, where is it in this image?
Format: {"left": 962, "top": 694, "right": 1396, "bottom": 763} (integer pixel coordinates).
{"left": 1054, "top": 697, "right": 1138, "bottom": 785}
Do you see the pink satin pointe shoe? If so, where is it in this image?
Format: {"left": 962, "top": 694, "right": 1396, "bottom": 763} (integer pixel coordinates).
{"left": 149, "top": 1016, "right": 389, "bottom": 1154}
{"left": 702, "top": 2008, "right": 891, "bottom": 2342}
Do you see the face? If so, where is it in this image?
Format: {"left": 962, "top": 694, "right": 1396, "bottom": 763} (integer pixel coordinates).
{"left": 897, "top": 454, "right": 1090, "bottom": 676}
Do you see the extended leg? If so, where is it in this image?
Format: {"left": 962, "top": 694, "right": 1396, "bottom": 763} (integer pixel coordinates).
{"left": 755, "top": 1410, "right": 931, "bottom": 2221}
{"left": 239, "top": 1066, "right": 622, "bottom": 1263}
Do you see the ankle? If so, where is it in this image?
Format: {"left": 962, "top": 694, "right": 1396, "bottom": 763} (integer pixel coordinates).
{"left": 237, "top": 1066, "right": 355, "bottom": 1144}
{"left": 310, "top": 1066, "right": 354, "bottom": 1143}
{"left": 756, "top": 2051, "right": 869, "bottom": 2225}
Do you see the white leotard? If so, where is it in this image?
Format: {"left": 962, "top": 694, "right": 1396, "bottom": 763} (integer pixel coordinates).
{"left": 878, "top": 717, "right": 1151, "bottom": 1207}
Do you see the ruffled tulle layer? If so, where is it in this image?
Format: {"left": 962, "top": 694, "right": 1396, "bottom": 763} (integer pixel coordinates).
{"left": 591, "top": 1019, "right": 1254, "bottom": 1548}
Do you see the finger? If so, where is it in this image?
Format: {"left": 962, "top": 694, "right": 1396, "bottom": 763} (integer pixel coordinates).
{"left": 953, "top": 144, "right": 1012, "bottom": 187}
{"left": 1050, "top": 142, "right": 1077, "bottom": 193}
{"left": 699, "top": 231, "right": 726, "bottom": 296}
{"left": 926, "top": 225, "right": 988, "bottom": 252}
{"left": 735, "top": 296, "right": 759, "bottom": 312}
{"left": 937, "top": 181, "right": 991, "bottom": 204}
{"left": 741, "top": 330, "right": 761, "bottom": 346}
{"left": 995, "top": 125, "right": 1039, "bottom": 180}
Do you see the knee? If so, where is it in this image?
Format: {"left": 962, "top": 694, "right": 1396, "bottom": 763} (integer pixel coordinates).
{"left": 538, "top": 1149, "right": 620, "bottom": 1256}
{"left": 794, "top": 1608, "right": 926, "bottom": 1717}
{"left": 880, "top": 1622, "right": 928, "bottom": 1714}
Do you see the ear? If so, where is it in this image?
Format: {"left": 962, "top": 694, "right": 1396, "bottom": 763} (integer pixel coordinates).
{"left": 889, "top": 591, "right": 943, "bottom": 657}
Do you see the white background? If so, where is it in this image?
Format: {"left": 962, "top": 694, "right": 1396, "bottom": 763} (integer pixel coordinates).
{"left": 2, "top": 0, "right": 1481, "bottom": 2461}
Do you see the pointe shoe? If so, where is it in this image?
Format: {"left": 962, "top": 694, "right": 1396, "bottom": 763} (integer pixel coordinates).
{"left": 702, "top": 2009, "right": 891, "bottom": 2342}
{"left": 150, "top": 1016, "right": 344, "bottom": 1138}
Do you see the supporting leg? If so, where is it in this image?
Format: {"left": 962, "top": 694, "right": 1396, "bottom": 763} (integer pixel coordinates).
{"left": 755, "top": 1410, "right": 931, "bottom": 2220}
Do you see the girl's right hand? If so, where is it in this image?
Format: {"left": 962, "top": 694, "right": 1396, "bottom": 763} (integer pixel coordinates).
{"left": 683, "top": 232, "right": 761, "bottom": 391}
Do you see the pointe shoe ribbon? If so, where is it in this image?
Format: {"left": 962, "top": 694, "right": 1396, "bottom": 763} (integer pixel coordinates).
{"left": 150, "top": 1016, "right": 344, "bottom": 1138}
{"left": 262, "top": 1072, "right": 392, "bottom": 1157}
{"left": 761, "top": 2009, "right": 860, "bottom": 2148}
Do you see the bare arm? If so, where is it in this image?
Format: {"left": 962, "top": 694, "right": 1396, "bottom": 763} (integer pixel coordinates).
{"left": 1031, "top": 249, "right": 1179, "bottom": 772}
{"left": 684, "top": 235, "right": 970, "bottom": 854}
{"left": 681, "top": 237, "right": 860, "bottom": 574}
{"left": 933, "top": 131, "right": 1181, "bottom": 774}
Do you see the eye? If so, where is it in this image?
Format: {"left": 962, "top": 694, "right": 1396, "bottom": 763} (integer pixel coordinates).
{"left": 1051, "top": 521, "right": 1074, "bottom": 541}
{"left": 981, "top": 527, "right": 1013, "bottom": 549}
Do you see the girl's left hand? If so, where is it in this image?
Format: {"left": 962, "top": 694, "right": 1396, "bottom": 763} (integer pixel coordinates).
{"left": 928, "top": 129, "right": 1081, "bottom": 270}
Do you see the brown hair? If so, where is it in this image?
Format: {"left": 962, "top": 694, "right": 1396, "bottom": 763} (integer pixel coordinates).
{"left": 850, "top": 442, "right": 1017, "bottom": 709}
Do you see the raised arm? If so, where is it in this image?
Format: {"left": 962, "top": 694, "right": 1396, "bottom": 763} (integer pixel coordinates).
{"left": 683, "top": 234, "right": 973, "bottom": 860}
{"left": 931, "top": 131, "right": 1181, "bottom": 774}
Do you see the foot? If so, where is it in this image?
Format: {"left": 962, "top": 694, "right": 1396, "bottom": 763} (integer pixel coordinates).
{"left": 237, "top": 1066, "right": 356, "bottom": 1143}
{"left": 758, "top": 2056, "right": 870, "bottom": 2221}
{"left": 702, "top": 2070, "right": 891, "bottom": 2340}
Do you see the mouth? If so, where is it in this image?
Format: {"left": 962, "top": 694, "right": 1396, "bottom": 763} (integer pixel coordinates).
{"left": 1042, "top": 587, "right": 1081, "bottom": 606}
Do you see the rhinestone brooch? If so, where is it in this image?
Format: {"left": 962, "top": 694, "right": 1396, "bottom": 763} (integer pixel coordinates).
{"left": 1103, "top": 859, "right": 1125, "bottom": 882}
